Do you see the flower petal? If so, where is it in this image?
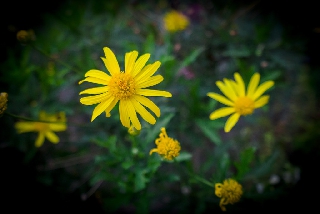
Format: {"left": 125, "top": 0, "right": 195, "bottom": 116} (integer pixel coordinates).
{"left": 127, "top": 100, "right": 141, "bottom": 130}
{"left": 80, "top": 93, "right": 109, "bottom": 105}
{"left": 234, "top": 73, "right": 245, "bottom": 97}
{"left": 15, "top": 122, "right": 36, "bottom": 133}
{"left": 49, "top": 123, "right": 67, "bottom": 132}
{"left": 209, "top": 107, "right": 235, "bottom": 120}
{"left": 137, "top": 89, "right": 172, "bottom": 97}
{"left": 254, "top": 95, "right": 270, "bottom": 108}
{"left": 216, "top": 80, "right": 237, "bottom": 102}
{"left": 134, "top": 95, "right": 160, "bottom": 117}
{"left": 207, "top": 92, "right": 234, "bottom": 106}
{"left": 91, "top": 96, "right": 116, "bottom": 121}
{"left": 135, "top": 61, "right": 161, "bottom": 81}
{"left": 252, "top": 81, "right": 274, "bottom": 101}
{"left": 247, "top": 73, "right": 260, "bottom": 97}
{"left": 224, "top": 113, "right": 240, "bottom": 132}
{"left": 102, "top": 47, "right": 120, "bottom": 76}
{"left": 84, "top": 69, "right": 111, "bottom": 81}
{"left": 45, "top": 131, "right": 60, "bottom": 143}
{"left": 78, "top": 77, "right": 108, "bottom": 85}
{"left": 132, "top": 53, "right": 151, "bottom": 77}
{"left": 149, "top": 148, "right": 158, "bottom": 155}
{"left": 35, "top": 133, "right": 45, "bottom": 147}
{"left": 125, "top": 51, "right": 138, "bottom": 74}
{"left": 79, "top": 86, "right": 108, "bottom": 95}
{"left": 119, "top": 100, "right": 130, "bottom": 128}
{"left": 137, "top": 75, "right": 164, "bottom": 88}
{"left": 104, "top": 98, "right": 119, "bottom": 117}
{"left": 130, "top": 99, "right": 156, "bottom": 125}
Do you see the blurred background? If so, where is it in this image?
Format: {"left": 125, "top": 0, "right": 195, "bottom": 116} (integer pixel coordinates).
{"left": 1, "top": 0, "right": 320, "bottom": 213}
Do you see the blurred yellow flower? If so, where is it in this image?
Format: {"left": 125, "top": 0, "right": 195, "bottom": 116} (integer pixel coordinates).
{"left": 16, "top": 29, "right": 35, "bottom": 43}
{"left": 79, "top": 47, "right": 172, "bottom": 130}
{"left": 215, "top": 178, "right": 243, "bottom": 211}
{"left": 0, "top": 92, "right": 8, "bottom": 115}
{"left": 150, "top": 127, "right": 181, "bottom": 160}
{"left": 207, "top": 72, "right": 274, "bottom": 132}
{"left": 164, "top": 10, "right": 189, "bottom": 33}
{"left": 15, "top": 111, "right": 67, "bottom": 147}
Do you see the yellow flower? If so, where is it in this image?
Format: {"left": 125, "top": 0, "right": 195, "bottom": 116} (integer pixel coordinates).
{"left": 15, "top": 111, "right": 67, "bottom": 147}
{"left": 0, "top": 92, "right": 8, "bottom": 115}
{"left": 16, "top": 29, "right": 35, "bottom": 43}
{"left": 79, "top": 47, "right": 172, "bottom": 130}
{"left": 215, "top": 178, "right": 243, "bottom": 211}
{"left": 207, "top": 72, "right": 274, "bottom": 132}
{"left": 164, "top": 10, "right": 189, "bottom": 33}
{"left": 150, "top": 127, "right": 181, "bottom": 160}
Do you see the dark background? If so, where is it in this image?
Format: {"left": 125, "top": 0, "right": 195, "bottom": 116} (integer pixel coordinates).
{"left": 1, "top": 0, "right": 320, "bottom": 212}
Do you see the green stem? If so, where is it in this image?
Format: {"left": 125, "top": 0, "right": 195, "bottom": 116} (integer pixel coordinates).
{"left": 192, "top": 175, "right": 215, "bottom": 188}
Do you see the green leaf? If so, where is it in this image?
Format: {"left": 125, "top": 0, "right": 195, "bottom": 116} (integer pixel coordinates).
{"left": 134, "top": 169, "right": 149, "bottom": 192}
{"left": 178, "top": 47, "right": 205, "bottom": 70}
{"left": 196, "top": 119, "right": 222, "bottom": 146}
{"left": 234, "top": 147, "right": 256, "bottom": 180}
{"left": 93, "top": 135, "right": 117, "bottom": 152}
{"left": 145, "top": 113, "right": 174, "bottom": 144}
{"left": 175, "top": 151, "right": 192, "bottom": 162}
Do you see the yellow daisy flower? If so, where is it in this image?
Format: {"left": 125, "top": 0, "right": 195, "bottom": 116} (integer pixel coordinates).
{"left": 215, "top": 178, "right": 243, "bottom": 211}
{"left": 207, "top": 72, "right": 274, "bottom": 132}
{"left": 0, "top": 92, "right": 8, "bottom": 115}
{"left": 15, "top": 111, "right": 67, "bottom": 147}
{"left": 163, "top": 10, "right": 189, "bottom": 33}
{"left": 150, "top": 127, "right": 181, "bottom": 160}
{"left": 79, "top": 47, "right": 172, "bottom": 130}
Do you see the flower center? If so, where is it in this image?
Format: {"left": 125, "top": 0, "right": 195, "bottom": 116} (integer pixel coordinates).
{"left": 234, "top": 96, "right": 255, "bottom": 115}
{"left": 34, "top": 122, "right": 50, "bottom": 132}
{"left": 157, "top": 138, "right": 181, "bottom": 160}
{"left": 109, "top": 72, "right": 135, "bottom": 100}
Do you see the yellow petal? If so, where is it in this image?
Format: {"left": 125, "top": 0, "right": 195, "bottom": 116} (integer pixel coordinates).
{"left": 119, "top": 100, "right": 130, "bottom": 128}
{"left": 209, "top": 107, "right": 235, "bottom": 120}
{"left": 127, "top": 100, "right": 141, "bottom": 130}
{"left": 207, "top": 92, "right": 234, "bottom": 106}
{"left": 247, "top": 73, "right": 260, "bottom": 97}
{"left": 254, "top": 95, "right": 270, "bottom": 108}
{"left": 104, "top": 98, "right": 119, "bottom": 118}
{"left": 149, "top": 148, "right": 158, "bottom": 155}
{"left": 224, "top": 113, "right": 240, "bottom": 132}
{"left": 84, "top": 69, "right": 111, "bottom": 81}
{"left": 135, "top": 61, "right": 161, "bottom": 81}
{"left": 49, "top": 123, "right": 67, "bottom": 132}
{"left": 132, "top": 53, "right": 151, "bottom": 77}
{"left": 137, "top": 89, "right": 172, "bottom": 97}
{"left": 102, "top": 47, "right": 120, "bottom": 76}
{"left": 216, "top": 80, "right": 237, "bottom": 102}
{"left": 91, "top": 96, "right": 116, "bottom": 121}
{"left": 137, "top": 75, "right": 164, "bottom": 88}
{"left": 80, "top": 93, "right": 109, "bottom": 105}
{"left": 234, "top": 73, "right": 245, "bottom": 97}
{"left": 79, "top": 86, "right": 108, "bottom": 95}
{"left": 134, "top": 95, "right": 160, "bottom": 117}
{"left": 125, "top": 51, "right": 138, "bottom": 74}
{"left": 252, "top": 81, "right": 274, "bottom": 101}
{"left": 15, "top": 122, "right": 36, "bottom": 133}
{"left": 45, "top": 131, "right": 59, "bottom": 143}
{"left": 130, "top": 99, "right": 156, "bottom": 125}
{"left": 35, "top": 133, "right": 45, "bottom": 147}
{"left": 78, "top": 77, "right": 108, "bottom": 85}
